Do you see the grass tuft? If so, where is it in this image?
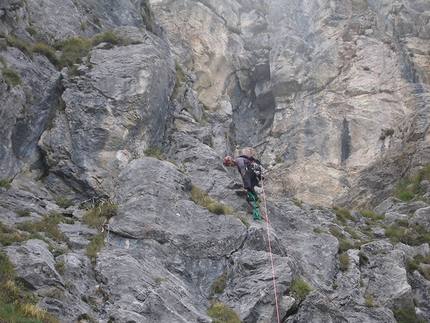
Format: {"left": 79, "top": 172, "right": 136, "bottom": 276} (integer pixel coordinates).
{"left": 54, "top": 197, "right": 75, "bottom": 209}
{"left": 364, "top": 291, "right": 375, "bottom": 307}
{"left": 339, "top": 253, "right": 350, "bottom": 271}
{"left": 16, "top": 211, "right": 67, "bottom": 243}
{"left": 332, "top": 206, "right": 358, "bottom": 225}
{"left": 2, "top": 68, "right": 21, "bottom": 88}
{"left": 393, "top": 306, "right": 426, "bottom": 323}
{"left": 394, "top": 164, "right": 430, "bottom": 202}
{"left": 144, "top": 147, "right": 163, "bottom": 160}
{"left": 0, "top": 252, "right": 59, "bottom": 323}
{"left": 289, "top": 277, "right": 312, "bottom": 302}
{"left": 170, "top": 61, "right": 186, "bottom": 100}
{"left": 82, "top": 203, "right": 117, "bottom": 265}
{"left": 0, "top": 179, "right": 11, "bottom": 189}
{"left": 207, "top": 301, "right": 240, "bottom": 323}
{"left": 210, "top": 269, "right": 227, "bottom": 297}
{"left": 360, "top": 210, "right": 384, "bottom": 220}
{"left": 329, "top": 226, "right": 355, "bottom": 252}
{"left": 385, "top": 223, "right": 430, "bottom": 246}
{"left": 190, "top": 183, "right": 232, "bottom": 215}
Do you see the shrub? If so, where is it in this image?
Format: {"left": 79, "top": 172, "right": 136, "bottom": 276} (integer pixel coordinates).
{"left": 55, "top": 259, "right": 66, "bottom": 275}
{"left": 385, "top": 128, "right": 395, "bottom": 136}
{"left": 292, "top": 199, "right": 303, "bottom": 209}
{"left": 408, "top": 225, "right": 430, "bottom": 245}
{"left": 344, "top": 227, "right": 362, "bottom": 240}
{"left": 227, "top": 26, "right": 242, "bottom": 35}
{"left": 77, "top": 313, "right": 98, "bottom": 323}
{"left": 206, "top": 301, "right": 240, "bottom": 323}
{"left": 397, "top": 190, "right": 415, "bottom": 202}
{"left": 414, "top": 253, "right": 430, "bottom": 265}
{"left": 289, "top": 277, "right": 312, "bottom": 302}
{"left": 386, "top": 223, "right": 430, "bottom": 246}
{"left": 313, "top": 227, "right": 326, "bottom": 234}
{"left": 140, "top": 0, "right": 157, "bottom": 34}
{"left": 92, "top": 30, "right": 131, "bottom": 47}
{"left": 0, "top": 252, "right": 14, "bottom": 282}
{"left": 3, "top": 35, "right": 33, "bottom": 57}
{"left": 407, "top": 255, "right": 430, "bottom": 280}
{"left": 46, "top": 103, "right": 66, "bottom": 130}
{"left": 25, "top": 26, "right": 37, "bottom": 36}
{"left": 235, "top": 215, "right": 250, "bottom": 227}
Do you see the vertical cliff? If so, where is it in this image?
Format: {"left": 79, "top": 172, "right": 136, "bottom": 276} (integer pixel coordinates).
{"left": 0, "top": 0, "right": 430, "bottom": 322}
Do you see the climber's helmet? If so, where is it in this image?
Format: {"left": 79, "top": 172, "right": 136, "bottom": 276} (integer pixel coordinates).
{"left": 223, "top": 156, "right": 233, "bottom": 166}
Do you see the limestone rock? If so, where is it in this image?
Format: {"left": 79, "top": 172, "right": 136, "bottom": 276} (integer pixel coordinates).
{"left": 0, "top": 1, "right": 430, "bottom": 323}
{"left": 5, "top": 239, "right": 64, "bottom": 289}
{"left": 38, "top": 27, "right": 176, "bottom": 199}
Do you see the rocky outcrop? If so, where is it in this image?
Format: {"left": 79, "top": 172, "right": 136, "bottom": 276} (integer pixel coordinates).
{"left": 1, "top": 0, "right": 430, "bottom": 207}
{"left": 38, "top": 26, "right": 176, "bottom": 199}
{"left": 2, "top": 158, "right": 430, "bottom": 322}
{"left": 151, "top": 0, "right": 430, "bottom": 208}
{"left": 1, "top": 0, "right": 430, "bottom": 322}
{"left": 0, "top": 46, "right": 60, "bottom": 179}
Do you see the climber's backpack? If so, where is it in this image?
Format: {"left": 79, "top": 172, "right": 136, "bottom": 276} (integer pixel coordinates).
{"left": 238, "top": 155, "right": 263, "bottom": 178}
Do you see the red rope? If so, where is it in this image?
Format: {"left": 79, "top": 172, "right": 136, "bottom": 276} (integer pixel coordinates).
{"left": 261, "top": 178, "right": 281, "bottom": 323}
{"left": 260, "top": 177, "right": 338, "bottom": 314}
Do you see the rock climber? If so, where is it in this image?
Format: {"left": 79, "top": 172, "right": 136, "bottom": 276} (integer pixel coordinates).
{"left": 222, "top": 155, "right": 263, "bottom": 202}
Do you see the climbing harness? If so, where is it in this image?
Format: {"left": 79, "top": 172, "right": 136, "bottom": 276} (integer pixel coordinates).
{"left": 247, "top": 192, "right": 260, "bottom": 220}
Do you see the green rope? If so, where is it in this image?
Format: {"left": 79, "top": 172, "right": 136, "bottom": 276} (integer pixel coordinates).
{"left": 248, "top": 192, "right": 260, "bottom": 220}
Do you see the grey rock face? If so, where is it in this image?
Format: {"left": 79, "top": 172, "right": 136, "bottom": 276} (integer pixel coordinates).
{"left": 110, "top": 157, "right": 247, "bottom": 258}
{"left": 410, "top": 206, "right": 430, "bottom": 230}
{"left": 152, "top": 0, "right": 430, "bottom": 209}
{"left": 38, "top": 27, "right": 176, "bottom": 198}
{"left": 0, "top": 1, "right": 430, "bottom": 323}
{"left": 5, "top": 239, "right": 63, "bottom": 289}
{"left": 1, "top": 155, "right": 429, "bottom": 322}
{"left": 0, "top": 47, "right": 61, "bottom": 179}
